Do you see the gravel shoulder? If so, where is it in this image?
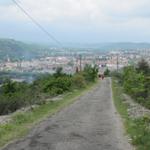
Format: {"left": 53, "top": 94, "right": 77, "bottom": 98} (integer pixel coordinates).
{"left": 2, "top": 78, "right": 133, "bottom": 150}
{"left": 122, "top": 93, "right": 150, "bottom": 119}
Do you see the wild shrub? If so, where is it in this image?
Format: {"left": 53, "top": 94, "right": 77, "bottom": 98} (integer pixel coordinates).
{"left": 104, "top": 68, "right": 110, "bottom": 77}
{"left": 0, "top": 65, "right": 98, "bottom": 115}
{"left": 83, "top": 64, "right": 98, "bottom": 82}
{"left": 72, "top": 74, "right": 86, "bottom": 88}
{"left": 43, "top": 76, "right": 72, "bottom": 94}
{"left": 113, "top": 60, "right": 150, "bottom": 108}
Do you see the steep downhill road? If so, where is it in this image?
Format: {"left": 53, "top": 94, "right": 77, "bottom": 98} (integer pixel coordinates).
{"left": 2, "top": 78, "right": 132, "bottom": 150}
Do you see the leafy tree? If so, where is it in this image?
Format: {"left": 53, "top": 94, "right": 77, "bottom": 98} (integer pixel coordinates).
{"left": 2, "top": 79, "right": 17, "bottom": 94}
{"left": 104, "top": 68, "right": 110, "bottom": 76}
{"left": 137, "top": 59, "right": 150, "bottom": 75}
{"left": 112, "top": 60, "right": 150, "bottom": 108}
{"left": 83, "top": 64, "right": 99, "bottom": 82}
{"left": 54, "top": 67, "right": 63, "bottom": 77}
{"left": 123, "top": 68, "right": 145, "bottom": 98}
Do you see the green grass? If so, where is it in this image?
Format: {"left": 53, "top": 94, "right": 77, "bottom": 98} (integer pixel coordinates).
{"left": 0, "top": 81, "right": 98, "bottom": 148}
{"left": 112, "top": 78, "right": 150, "bottom": 150}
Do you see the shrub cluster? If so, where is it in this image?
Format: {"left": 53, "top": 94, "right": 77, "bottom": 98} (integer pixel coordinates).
{"left": 112, "top": 59, "right": 150, "bottom": 108}
{"left": 0, "top": 65, "right": 98, "bottom": 115}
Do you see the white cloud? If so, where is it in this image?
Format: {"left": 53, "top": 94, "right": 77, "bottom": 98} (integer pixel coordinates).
{"left": 1, "top": 0, "right": 150, "bottom": 24}
{"left": 1, "top": 0, "right": 150, "bottom": 43}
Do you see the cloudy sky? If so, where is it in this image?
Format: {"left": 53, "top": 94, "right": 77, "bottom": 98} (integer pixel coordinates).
{"left": 0, "top": 0, "right": 150, "bottom": 44}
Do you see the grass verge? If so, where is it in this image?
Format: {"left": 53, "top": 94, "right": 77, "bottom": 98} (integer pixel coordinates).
{"left": 112, "top": 78, "right": 150, "bottom": 150}
{"left": 0, "top": 81, "right": 98, "bottom": 148}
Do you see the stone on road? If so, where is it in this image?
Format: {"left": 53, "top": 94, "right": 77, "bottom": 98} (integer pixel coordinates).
{"left": 2, "top": 78, "right": 132, "bottom": 150}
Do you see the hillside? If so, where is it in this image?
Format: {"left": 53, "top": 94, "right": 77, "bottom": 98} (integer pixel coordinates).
{"left": 67, "top": 42, "right": 150, "bottom": 50}
{"left": 1, "top": 39, "right": 150, "bottom": 61}
{"left": 0, "top": 39, "right": 44, "bottom": 61}
{"left": 100, "top": 42, "right": 150, "bottom": 50}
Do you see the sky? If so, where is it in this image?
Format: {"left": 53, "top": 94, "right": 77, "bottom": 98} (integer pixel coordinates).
{"left": 0, "top": 0, "right": 150, "bottom": 44}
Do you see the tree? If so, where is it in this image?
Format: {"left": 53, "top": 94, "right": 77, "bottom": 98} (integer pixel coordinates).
{"left": 137, "top": 59, "right": 150, "bottom": 75}
{"left": 123, "top": 66, "right": 146, "bottom": 99}
{"left": 83, "top": 64, "right": 99, "bottom": 82}
{"left": 2, "top": 79, "right": 16, "bottom": 94}
{"left": 104, "top": 68, "right": 110, "bottom": 76}
{"left": 54, "top": 67, "right": 63, "bottom": 77}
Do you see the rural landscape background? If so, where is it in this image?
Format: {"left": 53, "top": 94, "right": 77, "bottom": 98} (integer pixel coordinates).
{"left": 0, "top": 0, "right": 150, "bottom": 150}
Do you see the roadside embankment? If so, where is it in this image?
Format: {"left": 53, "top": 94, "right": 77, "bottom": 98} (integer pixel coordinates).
{"left": 0, "top": 81, "right": 98, "bottom": 149}
{"left": 112, "top": 78, "right": 150, "bottom": 150}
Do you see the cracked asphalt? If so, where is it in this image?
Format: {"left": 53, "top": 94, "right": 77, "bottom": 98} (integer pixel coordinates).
{"left": 2, "top": 78, "right": 133, "bottom": 150}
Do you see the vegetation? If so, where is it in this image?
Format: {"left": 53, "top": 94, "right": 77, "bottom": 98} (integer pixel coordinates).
{"left": 0, "top": 39, "right": 39, "bottom": 61}
{"left": 0, "top": 64, "right": 98, "bottom": 148}
{"left": 112, "top": 79, "right": 150, "bottom": 150}
{"left": 0, "top": 65, "right": 98, "bottom": 115}
{"left": 112, "top": 59, "right": 150, "bottom": 108}
{"left": 82, "top": 64, "right": 99, "bottom": 82}
{"left": 112, "top": 59, "right": 150, "bottom": 150}
{"left": 0, "top": 38, "right": 58, "bottom": 61}
{"left": 0, "top": 81, "right": 97, "bottom": 148}
{"left": 104, "top": 68, "right": 110, "bottom": 77}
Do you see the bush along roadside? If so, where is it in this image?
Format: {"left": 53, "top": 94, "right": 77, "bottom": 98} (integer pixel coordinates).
{"left": 0, "top": 65, "right": 99, "bottom": 115}
{"left": 112, "top": 78, "right": 150, "bottom": 150}
{"left": 0, "top": 65, "right": 99, "bottom": 148}
{"left": 111, "top": 59, "right": 150, "bottom": 109}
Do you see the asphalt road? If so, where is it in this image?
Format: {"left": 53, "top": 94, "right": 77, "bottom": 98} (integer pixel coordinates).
{"left": 2, "top": 78, "right": 132, "bottom": 150}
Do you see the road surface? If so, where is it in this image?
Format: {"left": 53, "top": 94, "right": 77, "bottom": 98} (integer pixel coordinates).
{"left": 2, "top": 78, "right": 132, "bottom": 150}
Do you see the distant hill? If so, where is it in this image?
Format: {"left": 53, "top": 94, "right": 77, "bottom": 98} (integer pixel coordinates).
{"left": 98, "top": 42, "right": 150, "bottom": 50}
{"left": 64, "top": 42, "right": 150, "bottom": 50}
{"left": 0, "top": 39, "right": 49, "bottom": 61}
{"left": 0, "top": 39, "right": 150, "bottom": 61}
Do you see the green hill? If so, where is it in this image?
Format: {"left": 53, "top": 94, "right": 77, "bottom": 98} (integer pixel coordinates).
{"left": 0, "top": 39, "right": 42, "bottom": 61}
{"left": 1, "top": 39, "right": 150, "bottom": 61}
